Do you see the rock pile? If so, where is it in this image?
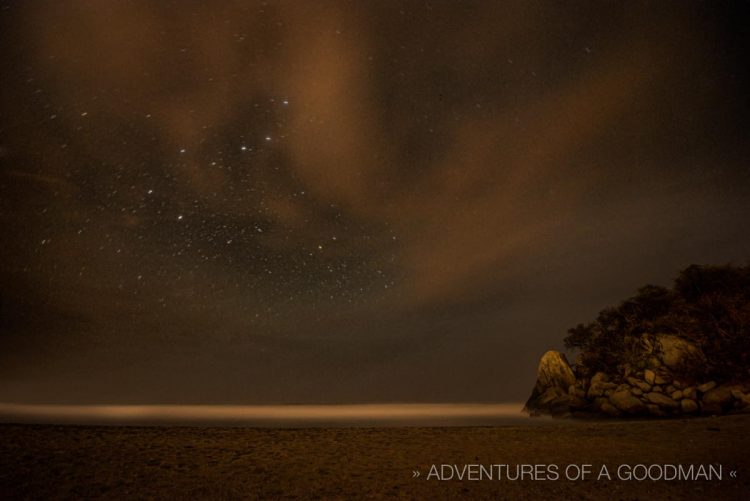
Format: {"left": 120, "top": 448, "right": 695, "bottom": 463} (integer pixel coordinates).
{"left": 524, "top": 334, "right": 750, "bottom": 418}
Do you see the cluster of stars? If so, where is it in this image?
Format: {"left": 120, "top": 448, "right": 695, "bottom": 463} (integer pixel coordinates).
{"left": 27, "top": 88, "right": 400, "bottom": 319}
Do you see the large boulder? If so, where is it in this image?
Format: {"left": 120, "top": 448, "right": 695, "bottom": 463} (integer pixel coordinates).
{"left": 587, "top": 372, "right": 616, "bottom": 399}
{"left": 609, "top": 390, "right": 647, "bottom": 415}
{"left": 654, "top": 334, "right": 706, "bottom": 372}
{"left": 732, "top": 389, "right": 750, "bottom": 410}
{"left": 681, "top": 399, "right": 699, "bottom": 413}
{"left": 524, "top": 351, "right": 576, "bottom": 416}
{"left": 645, "top": 392, "right": 679, "bottom": 410}
{"left": 697, "top": 381, "right": 717, "bottom": 393}
{"left": 534, "top": 351, "right": 576, "bottom": 391}
{"left": 627, "top": 376, "right": 651, "bottom": 393}
{"left": 599, "top": 402, "right": 621, "bottom": 417}
{"left": 700, "top": 383, "right": 742, "bottom": 415}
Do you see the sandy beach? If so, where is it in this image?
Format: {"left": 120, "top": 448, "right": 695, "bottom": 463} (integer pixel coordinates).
{"left": 1, "top": 415, "right": 748, "bottom": 500}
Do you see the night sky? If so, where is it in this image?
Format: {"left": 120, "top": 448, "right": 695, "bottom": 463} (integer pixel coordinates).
{"left": 1, "top": 1, "right": 749, "bottom": 404}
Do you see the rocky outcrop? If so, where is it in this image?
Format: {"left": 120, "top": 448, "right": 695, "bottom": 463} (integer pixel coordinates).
{"left": 525, "top": 335, "right": 750, "bottom": 418}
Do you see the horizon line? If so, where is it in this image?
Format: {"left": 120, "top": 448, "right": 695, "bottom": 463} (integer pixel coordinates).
{"left": 0, "top": 402, "right": 528, "bottom": 426}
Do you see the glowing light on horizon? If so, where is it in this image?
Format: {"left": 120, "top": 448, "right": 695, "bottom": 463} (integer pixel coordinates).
{"left": 0, "top": 403, "right": 526, "bottom": 426}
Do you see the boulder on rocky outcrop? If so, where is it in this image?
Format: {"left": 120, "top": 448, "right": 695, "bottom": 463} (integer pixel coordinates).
{"left": 609, "top": 390, "right": 647, "bottom": 415}
{"left": 731, "top": 389, "right": 750, "bottom": 410}
{"left": 645, "top": 392, "right": 679, "bottom": 410}
{"left": 697, "top": 381, "right": 717, "bottom": 393}
{"left": 646, "top": 404, "right": 664, "bottom": 417}
{"left": 680, "top": 399, "right": 698, "bottom": 413}
{"left": 599, "top": 402, "right": 621, "bottom": 417}
{"left": 536, "top": 351, "right": 576, "bottom": 390}
{"left": 701, "top": 384, "right": 744, "bottom": 415}
{"left": 627, "top": 376, "right": 651, "bottom": 393}
{"left": 587, "top": 372, "right": 616, "bottom": 399}
{"left": 654, "top": 334, "right": 706, "bottom": 372}
{"left": 523, "top": 351, "right": 576, "bottom": 416}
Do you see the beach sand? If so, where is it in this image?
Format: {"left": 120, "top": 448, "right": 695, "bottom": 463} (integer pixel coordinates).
{"left": 1, "top": 415, "right": 748, "bottom": 500}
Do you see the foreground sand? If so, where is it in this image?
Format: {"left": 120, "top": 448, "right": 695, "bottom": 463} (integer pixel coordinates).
{"left": 1, "top": 415, "right": 749, "bottom": 500}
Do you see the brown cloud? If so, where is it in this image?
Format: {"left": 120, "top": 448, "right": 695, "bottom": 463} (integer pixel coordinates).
{"left": 16, "top": 0, "right": 725, "bottom": 312}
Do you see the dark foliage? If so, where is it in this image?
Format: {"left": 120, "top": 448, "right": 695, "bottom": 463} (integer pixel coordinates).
{"left": 564, "top": 265, "right": 750, "bottom": 380}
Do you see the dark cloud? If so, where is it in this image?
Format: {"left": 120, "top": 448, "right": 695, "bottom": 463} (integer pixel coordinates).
{"left": 1, "top": 0, "right": 749, "bottom": 403}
